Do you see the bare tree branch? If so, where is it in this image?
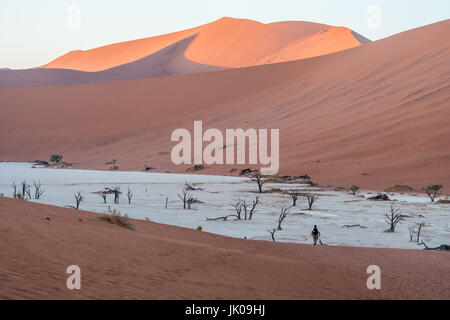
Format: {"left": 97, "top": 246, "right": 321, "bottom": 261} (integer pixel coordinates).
{"left": 301, "top": 193, "right": 319, "bottom": 210}
{"left": 106, "top": 185, "right": 121, "bottom": 204}
{"left": 268, "top": 228, "right": 276, "bottom": 242}
{"left": 178, "top": 189, "right": 195, "bottom": 209}
{"left": 206, "top": 215, "right": 239, "bottom": 221}
{"left": 33, "top": 180, "right": 44, "bottom": 199}
{"left": 21, "top": 181, "right": 32, "bottom": 199}
{"left": 277, "top": 207, "right": 289, "bottom": 230}
{"left": 248, "top": 197, "right": 259, "bottom": 220}
{"left": 231, "top": 201, "right": 243, "bottom": 220}
{"left": 99, "top": 192, "right": 107, "bottom": 204}
{"left": 418, "top": 241, "right": 450, "bottom": 251}
{"left": 184, "top": 181, "right": 203, "bottom": 191}
{"left": 250, "top": 172, "right": 265, "bottom": 193}
{"left": 11, "top": 182, "right": 17, "bottom": 198}
{"left": 69, "top": 192, "right": 83, "bottom": 210}
{"left": 288, "top": 191, "right": 299, "bottom": 206}
{"left": 385, "top": 203, "right": 402, "bottom": 232}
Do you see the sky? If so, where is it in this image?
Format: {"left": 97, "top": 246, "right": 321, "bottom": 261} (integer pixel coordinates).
{"left": 1, "top": 0, "right": 449, "bottom": 69}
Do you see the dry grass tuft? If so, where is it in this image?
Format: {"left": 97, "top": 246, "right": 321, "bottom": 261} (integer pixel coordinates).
{"left": 99, "top": 206, "right": 135, "bottom": 230}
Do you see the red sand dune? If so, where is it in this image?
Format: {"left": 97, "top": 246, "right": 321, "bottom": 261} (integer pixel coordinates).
{"left": 0, "top": 35, "right": 224, "bottom": 88}
{"left": 0, "top": 197, "right": 448, "bottom": 299}
{"left": 0, "top": 20, "right": 449, "bottom": 192}
{"left": 42, "top": 22, "right": 207, "bottom": 72}
{"left": 0, "top": 18, "right": 368, "bottom": 88}
{"left": 43, "top": 17, "right": 368, "bottom": 71}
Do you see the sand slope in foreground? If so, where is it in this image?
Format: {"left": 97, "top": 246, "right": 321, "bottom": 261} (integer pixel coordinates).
{"left": 0, "top": 197, "right": 448, "bottom": 299}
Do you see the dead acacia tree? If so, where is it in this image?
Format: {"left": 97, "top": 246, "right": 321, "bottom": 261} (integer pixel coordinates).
{"left": 288, "top": 190, "right": 299, "bottom": 206}
{"left": 408, "top": 225, "right": 416, "bottom": 242}
{"left": 11, "top": 182, "right": 17, "bottom": 198}
{"left": 408, "top": 223, "right": 424, "bottom": 242}
{"left": 416, "top": 222, "right": 424, "bottom": 243}
{"left": 178, "top": 189, "right": 195, "bottom": 209}
{"left": 231, "top": 201, "right": 243, "bottom": 220}
{"left": 25, "top": 187, "right": 32, "bottom": 199}
{"left": 69, "top": 192, "right": 83, "bottom": 210}
{"left": 247, "top": 197, "right": 259, "bottom": 220}
{"left": 205, "top": 201, "right": 242, "bottom": 221}
{"left": 184, "top": 181, "right": 203, "bottom": 191}
{"left": 178, "top": 189, "right": 188, "bottom": 209}
{"left": 98, "top": 191, "right": 107, "bottom": 204}
{"left": 302, "top": 193, "right": 319, "bottom": 210}
{"left": 418, "top": 241, "right": 450, "bottom": 251}
{"left": 127, "top": 187, "right": 133, "bottom": 205}
{"left": 33, "top": 180, "right": 44, "bottom": 199}
{"left": 21, "top": 181, "right": 27, "bottom": 195}
{"left": 21, "top": 181, "right": 32, "bottom": 199}
{"left": 206, "top": 215, "right": 238, "bottom": 221}
{"left": 277, "top": 207, "right": 289, "bottom": 230}
{"left": 240, "top": 197, "right": 259, "bottom": 220}
{"left": 206, "top": 198, "right": 258, "bottom": 221}
{"left": 239, "top": 199, "right": 248, "bottom": 220}
{"left": 186, "top": 196, "right": 195, "bottom": 209}
{"left": 250, "top": 172, "right": 265, "bottom": 193}
{"left": 268, "top": 228, "right": 277, "bottom": 242}
{"left": 106, "top": 186, "right": 121, "bottom": 204}
{"left": 385, "top": 203, "right": 402, "bottom": 232}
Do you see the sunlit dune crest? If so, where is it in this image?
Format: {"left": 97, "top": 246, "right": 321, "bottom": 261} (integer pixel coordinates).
{"left": 42, "top": 17, "right": 369, "bottom": 71}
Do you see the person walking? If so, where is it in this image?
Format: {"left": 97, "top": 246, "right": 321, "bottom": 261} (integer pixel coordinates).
{"left": 311, "top": 225, "right": 320, "bottom": 245}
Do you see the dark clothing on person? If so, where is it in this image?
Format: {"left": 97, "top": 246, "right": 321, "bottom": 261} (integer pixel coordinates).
{"left": 311, "top": 226, "right": 320, "bottom": 245}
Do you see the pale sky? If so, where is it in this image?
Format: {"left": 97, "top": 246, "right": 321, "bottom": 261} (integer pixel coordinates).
{"left": 1, "top": 0, "right": 449, "bottom": 69}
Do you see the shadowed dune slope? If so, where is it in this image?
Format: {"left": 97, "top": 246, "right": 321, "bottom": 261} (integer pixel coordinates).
{"left": 42, "top": 22, "right": 208, "bottom": 72}
{"left": 0, "top": 35, "right": 223, "bottom": 88}
{"left": 43, "top": 17, "right": 369, "bottom": 72}
{"left": 0, "top": 20, "right": 449, "bottom": 191}
{"left": 0, "top": 197, "right": 449, "bottom": 299}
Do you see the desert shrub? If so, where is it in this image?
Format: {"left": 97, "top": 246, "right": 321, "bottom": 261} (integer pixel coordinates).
{"left": 157, "top": 151, "right": 170, "bottom": 156}
{"left": 437, "top": 199, "right": 450, "bottom": 204}
{"left": 196, "top": 226, "right": 203, "bottom": 231}
{"left": 185, "top": 165, "right": 205, "bottom": 172}
{"left": 262, "top": 175, "right": 281, "bottom": 183}
{"left": 16, "top": 193, "right": 25, "bottom": 200}
{"left": 99, "top": 207, "right": 134, "bottom": 230}
{"left": 50, "top": 154, "right": 63, "bottom": 164}
{"left": 350, "top": 185, "right": 360, "bottom": 195}
{"left": 105, "top": 159, "right": 118, "bottom": 170}
{"left": 307, "top": 180, "right": 319, "bottom": 187}
{"left": 265, "top": 187, "right": 285, "bottom": 194}
{"left": 333, "top": 186, "right": 345, "bottom": 191}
